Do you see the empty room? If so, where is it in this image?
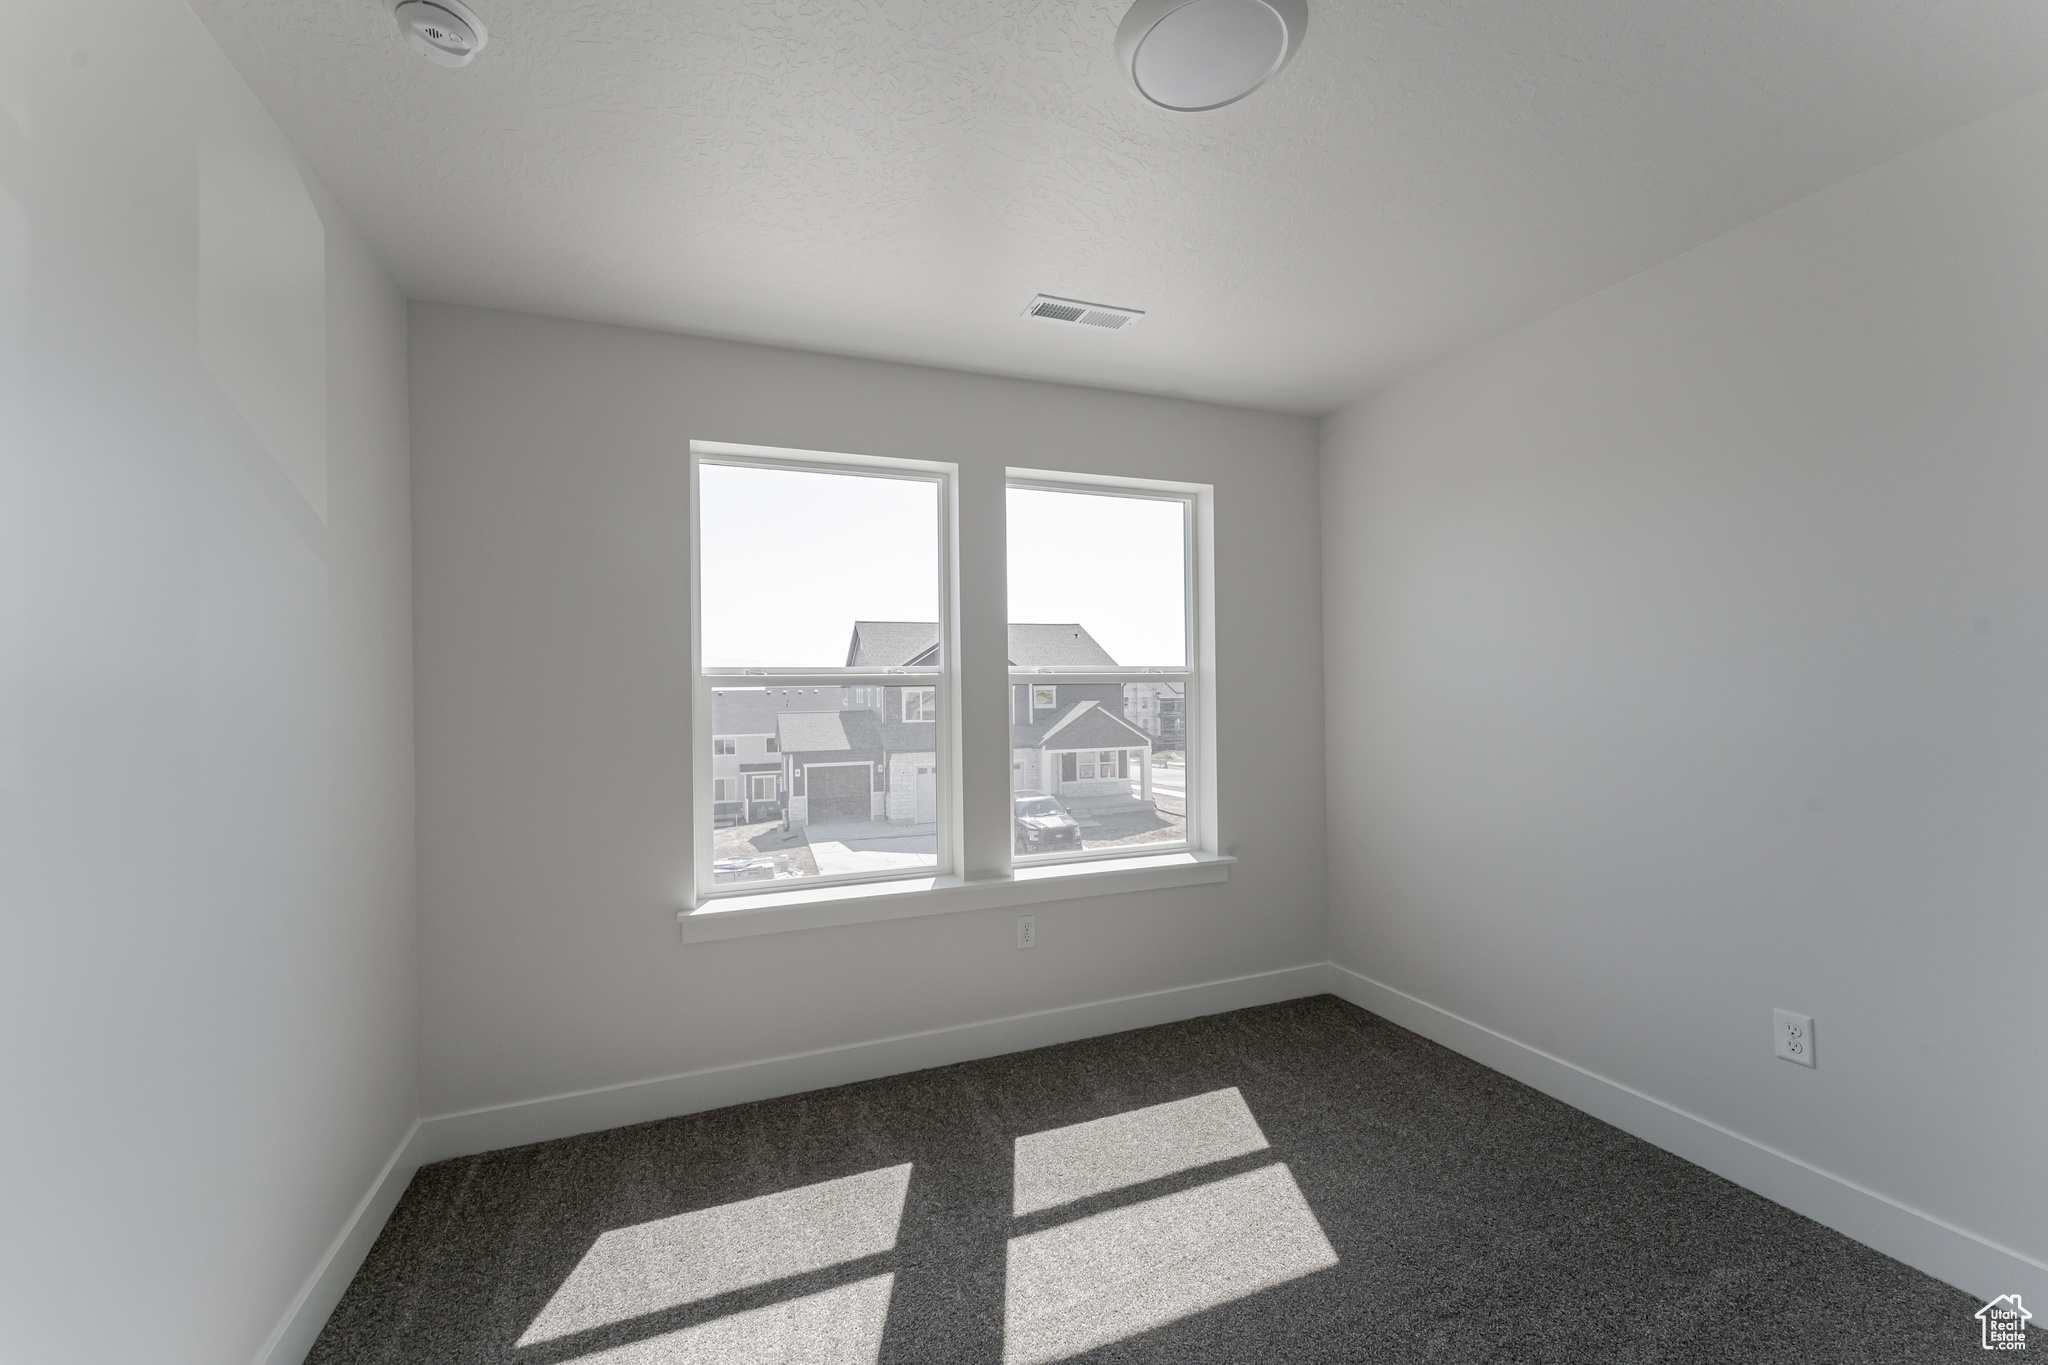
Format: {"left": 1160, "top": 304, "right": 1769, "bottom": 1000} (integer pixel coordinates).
{"left": 5, "top": 0, "right": 2046, "bottom": 1361}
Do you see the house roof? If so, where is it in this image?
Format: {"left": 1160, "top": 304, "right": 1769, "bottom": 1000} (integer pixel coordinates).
{"left": 774, "top": 707, "right": 939, "bottom": 757}
{"left": 713, "top": 686, "right": 848, "bottom": 735}
{"left": 1030, "top": 701, "right": 1153, "bottom": 750}
{"left": 876, "top": 721, "right": 937, "bottom": 753}
{"left": 776, "top": 709, "right": 881, "bottom": 753}
{"left": 1007, "top": 624, "right": 1119, "bottom": 667}
{"left": 847, "top": 621, "right": 1120, "bottom": 668}
{"left": 846, "top": 622, "right": 940, "bottom": 667}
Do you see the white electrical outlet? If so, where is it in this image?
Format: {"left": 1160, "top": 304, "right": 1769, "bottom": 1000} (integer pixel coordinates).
{"left": 1016, "top": 916, "right": 1036, "bottom": 950}
{"left": 1774, "top": 1009, "right": 1815, "bottom": 1067}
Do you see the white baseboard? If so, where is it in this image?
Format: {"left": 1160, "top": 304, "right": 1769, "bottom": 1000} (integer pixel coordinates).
{"left": 257, "top": 962, "right": 1326, "bottom": 1363}
{"left": 416, "top": 962, "right": 1330, "bottom": 1164}
{"left": 260, "top": 960, "right": 2041, "bottom": 1365}
{"left": 251, "top": 1120, "right": 426, "bottom": 1365}
{"left": 1323, "top": 961, "right": 2047, "bottom": 1308}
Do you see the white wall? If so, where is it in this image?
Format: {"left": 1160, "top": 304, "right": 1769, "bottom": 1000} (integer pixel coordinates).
{"left": 0, "top": 3, "right": 416, "bottom": 1363}
{"left": 411, "top": 303, "right": 1323, "bottom": 1117}
{"left": 1322, "top": 91, "right": 2048, "bottom": 1295}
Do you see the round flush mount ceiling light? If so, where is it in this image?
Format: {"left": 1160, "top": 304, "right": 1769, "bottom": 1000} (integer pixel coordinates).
{"left": 393, "top": 0, "right": 488, "bottom": 67}
{"left": 1114, "top": 0, "right": 1306, "bottom": 112}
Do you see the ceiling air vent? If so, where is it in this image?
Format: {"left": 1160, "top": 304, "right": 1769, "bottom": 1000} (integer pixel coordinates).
{"left": 1026, "top": 295, "right": 1145, "bottom": 332}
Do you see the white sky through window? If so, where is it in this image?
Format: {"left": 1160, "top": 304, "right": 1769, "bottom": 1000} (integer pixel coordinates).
{"left": 1008, "top": 487, "right": 1186, "bottom": 668}
{"left": 699, "top": 463, "right": 940, "bottom": 668}
{"left": 699, "top": 467, "right": 1185, "bottom": 670}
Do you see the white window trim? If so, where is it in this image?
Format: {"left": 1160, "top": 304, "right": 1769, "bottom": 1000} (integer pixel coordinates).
{"left": 679, "top": 851, "right": 1236, "bottom": 941}
{"left": 1004, "top": 473, "right": 1201, "bottom": 869}
{"left": 690, "top": 442, "right": 957, "bottom": 906}
{"left": 684, "top": 447, "right": 1221, "bottom": 938}
{"left": 901, "top": 687, "right": 936, "bottom": 722}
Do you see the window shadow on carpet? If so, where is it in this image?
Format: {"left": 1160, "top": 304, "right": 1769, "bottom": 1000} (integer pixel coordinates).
{"left": 495, "top": 1087, "right": 1339, "bottom": 1364}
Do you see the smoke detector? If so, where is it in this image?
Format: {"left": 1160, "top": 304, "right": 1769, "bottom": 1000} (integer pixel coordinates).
{"left": 394, "top": 0, "right": 487, "bottom": 67}
{"left": 1025, "top": 295, "right": 1145, "bottom": 332}
{"left": 1114, "top": 0, "right": 1307, "bottom": 112}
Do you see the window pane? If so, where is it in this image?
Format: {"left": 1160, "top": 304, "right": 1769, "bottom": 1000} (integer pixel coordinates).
{"left": 1008, "top": 682, "right": 1187, "bottom": 858}
{"left": 712, "top": 685, "right": 941, "bottom": 885}
{"left": 1122, "top": 679, "right": 1187, "bottom": 758}
{"left": 701, "top": 463, "right": 940, "bottom": 669}
{"left": 1008, "top": 487, "right": 1186, "bottom": 668}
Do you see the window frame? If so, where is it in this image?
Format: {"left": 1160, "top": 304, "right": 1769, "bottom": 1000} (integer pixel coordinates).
{"left": 690, "top": 442, "right": 957, "bottom": 906}
{"left": 901, "top": 687, "right": 936, "bottom": 722}
{"left": 683, "top": 447, "right": 1223, "bottom": 935}
{"left": 1005, "top": 473, "right": 1200, "bottom": 870}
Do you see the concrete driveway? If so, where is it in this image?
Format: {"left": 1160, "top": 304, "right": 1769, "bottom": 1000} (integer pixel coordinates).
{"left": 801, "top": 821, "right": 939, "bottom": 876}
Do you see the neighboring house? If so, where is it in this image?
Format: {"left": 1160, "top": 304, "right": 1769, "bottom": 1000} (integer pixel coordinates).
{"left": 723, "top": 623, "right": 1159, "bottom": 832}
{"left": 1011, "top": 679, "right": 1157, "bottom": 807}
{"left": 831, "top": 621, "right": 1157, "bottom": 825}
{"left": 776, "top": 693, "right": 940, "bottom": 828}
{"left": 1123, "top": 680, "right": 1186, "bottom": 748}
{"left": 710, "top": 685, "right": 847, "bottom": 826}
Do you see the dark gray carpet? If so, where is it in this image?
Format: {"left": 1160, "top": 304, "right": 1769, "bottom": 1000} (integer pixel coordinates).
{"left": 312, "top": 996, "right": 2031, "bottom": 1363}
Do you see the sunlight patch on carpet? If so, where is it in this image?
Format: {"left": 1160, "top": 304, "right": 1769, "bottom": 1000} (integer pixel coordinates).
{"left": 520, "top": 1164, "right": 912, "bottom": 1346}
{"left": 1012, "top": 1087, "right": 1269, "bottom": 1216}
{"left": 1004, "top": 1162, "right": 1337, "bottom": 1365}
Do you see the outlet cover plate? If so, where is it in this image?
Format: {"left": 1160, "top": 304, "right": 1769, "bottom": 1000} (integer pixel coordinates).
{"left": 1774, "top": 1008, "right": 1815, "bottom": 1067}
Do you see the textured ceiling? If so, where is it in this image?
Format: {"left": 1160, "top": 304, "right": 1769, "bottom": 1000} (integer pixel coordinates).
{"left": 190, "top": 0, "right": 2048, "bottom": 413}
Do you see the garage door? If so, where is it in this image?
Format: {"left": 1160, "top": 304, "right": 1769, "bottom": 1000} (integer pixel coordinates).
{"left": 806, "top": 764, "right": 870, "bottom": 824}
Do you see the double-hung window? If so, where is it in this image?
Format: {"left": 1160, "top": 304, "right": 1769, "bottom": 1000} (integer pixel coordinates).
{"left": 693, "top": 444, "right": 950, "bottom": 894}
{"left": 690, "top": 442, "right": 1214, "bottom": 928}
{"left": 1006, "top": 478, "right": 1195, "bottom": 863}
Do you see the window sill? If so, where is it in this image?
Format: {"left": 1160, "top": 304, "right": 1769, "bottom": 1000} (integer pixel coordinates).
{"left": 678, "top": 851, "right": 1235, "bottom": 942}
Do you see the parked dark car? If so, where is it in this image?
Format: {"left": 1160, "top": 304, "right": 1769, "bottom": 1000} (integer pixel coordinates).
{"left": 1014, "top": 791, "right": 1082, "bottom": 854}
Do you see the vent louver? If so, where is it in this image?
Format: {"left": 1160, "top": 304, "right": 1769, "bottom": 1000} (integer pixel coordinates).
{"left": 1025, "top": 295, "right": 1144, "bottom": 332}
{"left": 1030, "top": 301, "right": 1087, "bottom": 322}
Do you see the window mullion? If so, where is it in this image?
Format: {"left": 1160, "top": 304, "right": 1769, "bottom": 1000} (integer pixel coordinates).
{"left": 1007, "top": 672, "right": 1190, "bottom": 686}
{"left": 705, "top": 676, "right": 939, "bottom": 689}
{"left": 955, "top": 463, "right": 1013, "bottom": 881}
